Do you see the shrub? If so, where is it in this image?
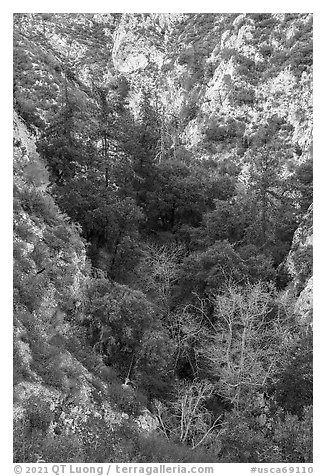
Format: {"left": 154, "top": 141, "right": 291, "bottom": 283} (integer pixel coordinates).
{"left": 135, "top": 326, "right": 176, "bottom": 400}
{"left": 135, "top": 433, "right": 217, "bottom": 462}
{"left": 270, "top": 332, "right": 313, "bottom": 417}
{"left": 85, "top": 280, "right": 154, "bottom": 372}
{"left": 19, "top": 188, "right": 62, "bottom": 226}
{"left": 107, "top": 383, "right": 147, "bottom": 417}
{"left": 179, "top": 241, "right": 248, "bottom": 297}
{"left": 271, "top": 406, "right": 313, "bottom": 463}
{"left": 41, "top": 434, "right": 85, "bottom": 463}
{"left": 26, "top": 395, "right": 53, "bottom": 433}
{"left": 217, "top": 403, "right": 312, "bottom": 463}
{"left": 218, "top": 410, "right": 268, "bottom": 462}
{"left": 14, "top": 417, "right": 84, "bottom": 463}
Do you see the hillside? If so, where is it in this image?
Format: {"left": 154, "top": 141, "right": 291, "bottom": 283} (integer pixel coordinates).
{"left": 13, "top": 13, "right": 313, "bottom": 463}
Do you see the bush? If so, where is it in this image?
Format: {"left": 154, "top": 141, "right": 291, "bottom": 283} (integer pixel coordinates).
{"left": 271, "top": 406, "right": 313, "bottom": 463}
{"left": 107, "top": 383, "right": 147, "bottom": 417}
{"left": 15, "top": 96, "right": 45, "bottom": 131}
{"left": 135, "top": 433, "right": 217, "bottom": 462}
{"left": 85, "top": 280, "right": 154, "bottom": 371}
{"left": 219, "top": 410, "right": 268, "bottom": 462}
{"left": 41, "top": 434, "right": 85, "bottom": 463}
{"left": 179, "top": 241, "right": 248, "bottom": 297}
{"left": 14, "top": 417, "right": 84, "bottom": 463}
{"left": 135, "top": 326, "right": 177, "bottom": 400}
{"left": 218, "top": 403, "right": 312, "bottom": 463}
{"left": 26, "top": 395, "right": 53, "bottom": 433}
{"left": 270, "top": 333, "right": 313, "bottom": 417}
{"left": 19, "top": 187, "right": 62, "bottom": 226}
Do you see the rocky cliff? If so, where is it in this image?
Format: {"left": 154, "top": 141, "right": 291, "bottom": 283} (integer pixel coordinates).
{"left": 13, "top": 111, "right": 159, "bottom": 463}
{"left": 284, "top": 205, "right": 313, "bottom": 327}
{"left": 110, "top": 13, "right": 312, "bottom": 162}
{"left": 14, "top": 13, "right": 312, "bottom": 157}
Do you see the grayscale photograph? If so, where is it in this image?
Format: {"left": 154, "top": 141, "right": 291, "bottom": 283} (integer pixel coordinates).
{"left": 13, "top": 13, "right": 313, "bottom": 464}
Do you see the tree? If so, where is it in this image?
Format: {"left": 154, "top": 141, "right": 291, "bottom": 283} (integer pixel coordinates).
{"left": 243, "top": 140, "right": 298, "bottom": 264}
{"left": 154, "top": 380, "right": 224, "bottom": 449}
{"left": 269, "top": 331, "right": 313, "bottom": 417}
{"left": 36, "top": 62, "right": 96, "bottom": 185}
{"left": 37, "top": 105, "right": 83, "bottom": 185}
{"left": 130, "top": 90, "right": 161, "bottom": 209}
{"left": 197, "top": 283, "right": 290, "bottom": 410}
{"left": 37, "top": 71, "right": 144, "bottom": 279}
{"left": 134, "top": 324, "right": 177, "bottom": 399}
{"left": 136, "top": 243, "right": 184, "bottom": 316}
{"left": 290, "top": 158, "right": 313, "bottom": 216}
{"left": 179, "top": 241, "right": 248, "bottom": 299}
{"left": 55, "top": 179, "right": 143, "bottom": 280}
{"left": 139, "top": 158, "right": 234, "bottom": 239}
{"left": 199, "top": 198, "right": 247, "bottom": 245}
{"left": 85, "top": 279, "right": 154, "bottom": 372}
{"left": 91, "top": 76, "right": 134, "bottom": 190}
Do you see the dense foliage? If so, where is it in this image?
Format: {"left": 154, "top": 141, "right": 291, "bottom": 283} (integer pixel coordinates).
{"left": 13, "top": 12, "right": 313, "bottom": 464}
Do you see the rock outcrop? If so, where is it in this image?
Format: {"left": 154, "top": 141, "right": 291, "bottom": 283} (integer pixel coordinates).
{"left": 13, "top": 110, "right": 159, "bottom": 462}
{"left": 14, "top": 13, "right": 312, "bottom": 164}
{"left": 283, "top": 205, "right": 313, "bottom": 327}
{"left": 285, "top": 205, "right": 313, "bottom": 293}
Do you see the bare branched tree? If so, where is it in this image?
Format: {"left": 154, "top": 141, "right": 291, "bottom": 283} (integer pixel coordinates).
{"left": 154, "top": 380, "right": 225, "bottom": 449}
{"left": 137, "top": 243, "right": 184, "bottom": 316}
{"left": 198, "top": 282, "right": 292, "bottom": 409}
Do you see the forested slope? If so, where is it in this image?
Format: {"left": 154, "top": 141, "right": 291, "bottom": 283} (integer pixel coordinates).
{"left": 13, "top": 13, "right": 313, "bottom": 463}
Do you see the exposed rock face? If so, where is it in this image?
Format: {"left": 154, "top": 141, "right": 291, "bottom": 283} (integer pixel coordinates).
{"left": 14, "top": 111, "right": 38, "bottom": 160}
{"left": 112, "top": 14, "right": 165, "bottom": 74}
{"left": 285, "top": 205, "right": 313, "bottom": 295}
{"left": 13, "top": 111, "right": 159, "bottom": 453}
{"left": 294, "top": 276, "right": 313, "bottom": 327}
{"left": 284, "top": 205, "right": 313, "bottom": 326}
{"left": 14, "top": 13, "right": 312, "bottom": 164}
{"left": 112, "top": 13, "right": 313, "bottom": 161}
